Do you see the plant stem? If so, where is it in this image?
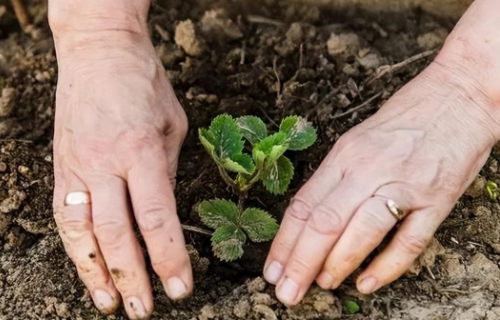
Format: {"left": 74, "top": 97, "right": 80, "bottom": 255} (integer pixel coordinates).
{"left": 217, "top": 165, "right": 238, "bottom": 190}
{"left": 237, "top": 193, "right": 248, "bottom": 212}
{"left": 239, "top": 168, "right": 263, "bottom": 193}
{"left": 181, "top": 224, "right": 212, "bottom": 236}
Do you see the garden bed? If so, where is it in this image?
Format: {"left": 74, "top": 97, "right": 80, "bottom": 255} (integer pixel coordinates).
{"left": 1, "top": 0, "right": 500, "bottom": 319}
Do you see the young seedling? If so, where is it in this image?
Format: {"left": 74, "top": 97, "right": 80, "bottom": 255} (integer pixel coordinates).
{"left": 197, "top": 114, "right": 317, "bottom": 261}
{"left": 486, "top": 181, "right": 499, "bottom": 201}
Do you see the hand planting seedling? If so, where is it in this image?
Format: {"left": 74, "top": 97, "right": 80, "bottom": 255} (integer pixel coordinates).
{"left": 198, "top": 114, "right": 317, "bottom": 261}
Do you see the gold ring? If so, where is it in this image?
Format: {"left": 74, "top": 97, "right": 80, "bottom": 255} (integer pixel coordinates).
{"left": 64, "top": 191, "right": 91, "bottom": 206}
{"left": 386, "top": 199, "right": 406, "bottom": 221}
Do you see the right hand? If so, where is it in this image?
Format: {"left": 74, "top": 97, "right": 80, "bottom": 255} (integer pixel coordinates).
{"left": 50, "top": 26, "right": 192, "bottom": 319}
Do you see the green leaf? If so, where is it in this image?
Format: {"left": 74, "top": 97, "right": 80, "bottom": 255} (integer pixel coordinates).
{"left": 252, "top": 149, "right": 267, "bottom": 168}
{"left": 222, "top": 153, "right": 255, "bottom": 174}
{"left": 207, "top": 114, "right": 245, "bottom": 158}
{"left": 261, "top": 155, "right": 294, "bottom": 195}
{"left": 199, "top": 128, "right": 217, "bottom": 158}
{"left": 255, "top": 132, "right": 288, "bottom": 155}
{"left": 237, "top": 116, "right": 268, "bottom": 145}
{"left": 240, "top": 208, "right": 279, "bottom": 242}
{"left": 343, "top": 300, "right": 360, "bottom": 314}
{"left": 279, "top": 116, "right": 317, "bottom": 151}
{"left": 268, "top": 145, "right": 288, "bottom": 163}
{"left": 198, "top": 199, "right": 239, "bottom": 229}
{"left": 486, "top": 181, "right": 499, "bottom": 201}
{"left": 211, "top": 225, "right": 247, "bottom": 261}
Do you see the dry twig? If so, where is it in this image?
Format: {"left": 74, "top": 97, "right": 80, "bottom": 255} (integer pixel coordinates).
{"left": 247, "top": 15, "right": 284, "bottom": 27}
{"left": 181, "top": 224, "right": 212, "bottom": 236}
{"left": 365, "top": 50, "right": 437, "bottom": 85}
{"left": 9, "top": 0, "right": 30, "bottom": 30}
{"left": 333, "top": 91, "right": 383, "bottom": 119}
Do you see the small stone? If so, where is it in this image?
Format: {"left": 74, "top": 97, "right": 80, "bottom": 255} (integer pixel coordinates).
{"left": 443, "top": 257, "right": 466, "bottom": 278}
{"left": 465, "top": 175, "right": 486, "bottom": 198}
{"left": 55, "top": 303, "right": 70, "bottom": 318}
{"left": 474, "top": 206, "right": 491, "bottom": 217}
{"left": 233, "top": 300, "right": 250, "bottom": 318}
{"left": 251, "top": 293, "right": 275, "bottom": 306}
{"left": 200, "top": 9, "right": 243, "bottom": 41}
{"left": 358, "top": 52, "right": 381, "bottom": 69}
{"left": 0, "top": 87, "right": 16, "bottom": 117}
{"left": 0, "top": 190, "right": 27, "bottom": 213}
{"left": 342, "top": 64, "right": 359, "bottom": 77}
{"left": 199, "top": 304, "right": 216, "bottom": 320}
{"left": 18, "top": 165, "right": 30, "bottom": 176}
{"left": 327, "top": 32, "right": 360, "bottom": 58}
{"left": 489, "top": 159, "right": 498, "bottom": 173}
{"left": 247, "top": 277, "right": 266, "bottom": 294}
{"left": 175, "top": 20, "right": 204, "bottom": 57}
{"left": 253, "top": 304, "right": 277, "bottom": 320}
{"left": 0, "top": 162, "right": 7, "bottom": 172}
{"left": 467, "top": 253, "right": 500, "bottom": 277}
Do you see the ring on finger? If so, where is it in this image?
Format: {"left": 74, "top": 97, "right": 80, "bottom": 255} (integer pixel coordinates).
{"left": 64, "top": 191, "right": 91, "bottom": 206}
{"left": 385, "top": 199, "right": 407, "bottom": 221}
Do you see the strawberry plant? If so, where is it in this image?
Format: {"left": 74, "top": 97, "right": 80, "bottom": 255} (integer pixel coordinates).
{"left": 198, "top": 114, "right": 317, "bottom": 261}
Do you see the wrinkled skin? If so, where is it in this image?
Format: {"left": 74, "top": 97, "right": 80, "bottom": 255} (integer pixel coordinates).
{"left": 51, "top": 7, "right": 192, "bottom": 317}
{"left": 264, "top": 0, "right": 500, "bottom": 304}
{"left": 48, "top": 0, "right": 500, "bottom": 317}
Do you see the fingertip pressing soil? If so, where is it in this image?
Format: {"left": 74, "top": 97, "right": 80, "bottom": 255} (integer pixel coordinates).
{"left": 2, "top": 0, "right": 500, "bottom": 319}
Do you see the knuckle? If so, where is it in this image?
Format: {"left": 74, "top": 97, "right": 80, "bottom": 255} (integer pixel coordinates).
{"left": 396, "top": 233, "right": 429, "bottom": 255}
{"left": 135, "top": 201, "right": 167, "bottom": 233}
{"left": 287, "top": 256, "right": 313, "bottom": 284}
{"left": 359, "top": 207, "right": 389, "bottom": 237}
{"left": 122, "top": 126, "right": 163, "bottom": 154}
{"left": 309, "top": 204, "right": 343, "bottom": 235}
{"left": 152, "top": 254, "right": 189, "bottom": 277}
{"left": 286, "top": 198, "right": 313, "bottom": 221}
{"left": 60, "top": 219, "right": 93, "bottom": 242}
{"left": 93, "top": 219, "right": 128, "bottom": 247}
{"left": 77, "top": 139, "right": 110, "bottom": 165}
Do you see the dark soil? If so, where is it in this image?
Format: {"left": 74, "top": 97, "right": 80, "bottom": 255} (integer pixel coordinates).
{"left": 1, "top": 0, "right": 500, "bottom": 319}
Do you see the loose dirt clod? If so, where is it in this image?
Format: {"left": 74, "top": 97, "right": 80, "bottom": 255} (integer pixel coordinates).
{"left": 327, "top": 32, "right": 360, "bottom": 58}
{"left": 0, "top": 87, "right": 16, "bottom": 117}
{"left": 465, "top": 175, "right": 486, "bottom": 198}
{"left": 175, "top": 19, "right": 204, "bottom": 57}
{"left": 200, "top": 9, "right": 243, "bottom": 41}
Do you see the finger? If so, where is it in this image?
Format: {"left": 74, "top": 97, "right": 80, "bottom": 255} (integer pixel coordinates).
{"left": 275, "top": 176, "right": 372, "bottom": 306}
{"left": 89, "top": 175, "right": 153, "bottom": 319}
{"left": 356, "top": 207, "right": 443, "bottom": 294}
{"left": 316, "top": 195, "right": 405, "bottom": 289}
{"left": 264, "top": 159, "right": 342, "bottom": 285}
{"left": 54, "top": 170, "right": 120, "bottom": 314}
{"left": 128, "top": 151, "right": 193, "bottom": 301}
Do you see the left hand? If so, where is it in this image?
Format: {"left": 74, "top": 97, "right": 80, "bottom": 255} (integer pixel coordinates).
{"left": 263, "top": 51, "right": 500, "bottom": 305}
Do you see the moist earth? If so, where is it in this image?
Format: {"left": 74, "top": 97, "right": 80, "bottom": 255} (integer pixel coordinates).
{"left": 1, "top": 0, "right": 500, "bottom": 319}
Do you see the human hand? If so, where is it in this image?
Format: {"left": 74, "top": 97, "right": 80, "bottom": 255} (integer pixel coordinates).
{"left": 264, "top": 0, "right": 500, "bottom": 302}
{"left": 50, "top": 21, "right": 191, "bottom": 320}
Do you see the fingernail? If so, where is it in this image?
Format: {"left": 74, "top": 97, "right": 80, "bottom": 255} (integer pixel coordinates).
{"left": 126, "top": 296, "right": 147, "bottom": 319}
{"left": 358, "top": 277, "right": 378, "bottom": 294}
{"left": 93, "top": 289, "right": 114, "bottom": 311}
{"left": 264, "top": 261, "right": 284, "bottom": 284}
{"left": 317, "top": 271, "right": 335, "bottom": 289}
{"left": 165, "top": 277, "right": 188, "bottom": 300}
{"left": 277, "top": 277, "right": 300, "bottom": 305}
